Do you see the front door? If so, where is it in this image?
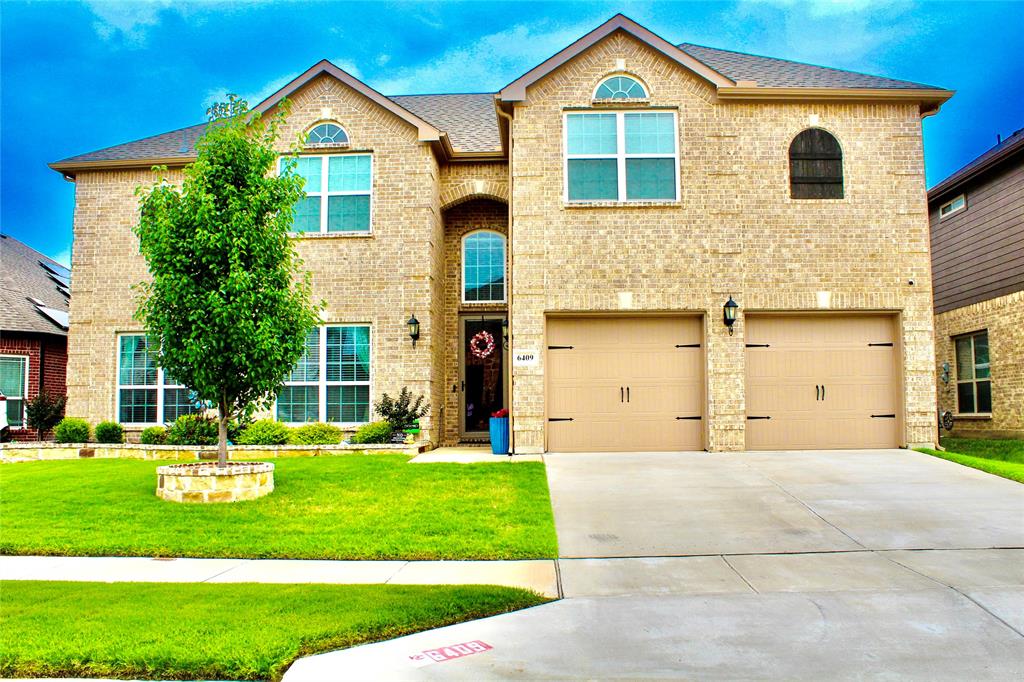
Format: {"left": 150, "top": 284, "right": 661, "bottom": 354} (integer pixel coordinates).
{"left": 460, "top": 316, "right": 506, "bottom": 439}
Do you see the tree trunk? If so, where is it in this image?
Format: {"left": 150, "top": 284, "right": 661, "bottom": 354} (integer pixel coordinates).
{"left": 217, "top": 400, "right": 229, "bottom": 466}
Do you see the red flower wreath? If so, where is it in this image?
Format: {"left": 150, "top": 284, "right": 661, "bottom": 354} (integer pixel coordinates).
{"left": 469, "top": 330, "right": 496, "bottom": 359}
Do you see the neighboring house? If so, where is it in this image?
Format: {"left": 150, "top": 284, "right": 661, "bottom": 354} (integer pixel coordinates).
{"left": 49, "top": 15, "right": 952, "bottom": 452}
{"left": 929, "top": 127, "right": 1023, "bottom": 439}
{"left": 0, "top": 234, "right": 70, "bottom": 440}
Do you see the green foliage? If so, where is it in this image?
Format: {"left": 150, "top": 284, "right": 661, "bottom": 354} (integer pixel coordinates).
{"left": 94, "top": 422, "right": 125, "bottom": 444}
{"left": 53, "top": 418, "right": 90, "bottom": 444}
{"left": 165, "top": 414, "right": 219, "bottom": 446}
{"left": 133, "top": 94, "right": 322, "bottom": 463}
{"left": 237, "top": 419, "right": 292, "bottom": 446}
{"left": 289, "top": 422, "right": 344, "bottom": 445}
{"left": 374, "top": 387, "right": 428, "bottom": 431}
{"left": 350, "top": 420, "right": 394, "bottom": 444}
{"left": 24, "top": 392, "right": 66, "bottom": 440}
{"left": 139, "top": 426, "right": 167, "bottom": 445}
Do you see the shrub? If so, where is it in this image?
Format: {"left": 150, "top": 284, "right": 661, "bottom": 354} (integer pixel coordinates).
{"left": 165, "top": 414, "right": 219, "bottom": 446}
{"left": 374, "top": 387, "right": 428, "bottom": 431}
{"left": 140, "top": 426, "right": 167, "bottom": 445}
{"left": 350, "top": 420, "right": 393, "bottom": 445}
{"left": 54, "top": 417, "right": 91, "bottom": 444}
{"left": 237, "top": 419, "right": 292, "bottom": 445}
{"left": 25, "top": 392, "right": 66, "bottom": 440}
{"left": 94, "top": 421, "right": 125, "bottom": 444}
{"left": 289, "top": 423, "right": 344, "bottom": 445}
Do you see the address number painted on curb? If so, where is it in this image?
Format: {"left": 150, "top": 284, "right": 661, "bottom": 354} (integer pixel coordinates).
{"left": 409, "top": 640, "right": 492, "bottom": 666}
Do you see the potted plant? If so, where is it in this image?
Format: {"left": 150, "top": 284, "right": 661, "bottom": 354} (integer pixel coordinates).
{"left": 490, "top": 408, "right": 509, "bottom": 455}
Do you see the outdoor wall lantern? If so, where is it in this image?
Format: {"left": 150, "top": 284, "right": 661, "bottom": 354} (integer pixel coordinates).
{"left": 407, "top": 313, "right": 420, "bottom": 347}
{"left": 501, "top": 317, "right": 509, "bottom": 349}
{"left": 723, "top": 296, "right": 739, "bottom": 335}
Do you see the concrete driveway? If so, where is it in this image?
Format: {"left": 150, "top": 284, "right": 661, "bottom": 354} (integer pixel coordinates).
{"left": 285, "top": 449, "right": 1024, "bottom": 680}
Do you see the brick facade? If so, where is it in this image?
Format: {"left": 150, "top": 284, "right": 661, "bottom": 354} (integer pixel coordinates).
{"left": 1, "top": 332, "right": 68, "bottom": 441}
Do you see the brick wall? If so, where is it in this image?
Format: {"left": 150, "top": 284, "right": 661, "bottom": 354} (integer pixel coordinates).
{"left": 1, "top": 332, "right": 68, "bottom": 440}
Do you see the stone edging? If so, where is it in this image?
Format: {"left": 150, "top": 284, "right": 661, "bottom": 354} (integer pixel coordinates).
{"left": 0, "top": 441, "right": 428, "bottom": 462}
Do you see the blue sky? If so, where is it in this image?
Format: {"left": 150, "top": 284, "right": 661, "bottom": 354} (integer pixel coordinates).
{"left": 2, "top": 1, "right": 1021, "bottom": 265}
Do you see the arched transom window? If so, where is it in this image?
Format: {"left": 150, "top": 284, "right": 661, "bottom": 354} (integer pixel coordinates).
{"left": 462, "top": 231, "right": 506, "bottom": 303}
{"left": 594, "top": 75, "right": 647, "bottom": 99}
{"left": 306, "top": 123, "right": 348, "bottom": 145}
{"left": 789, "top": 128, "right": 843, "bottom": 199}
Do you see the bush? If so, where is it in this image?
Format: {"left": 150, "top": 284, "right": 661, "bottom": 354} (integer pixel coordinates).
{"left": 374, "top": 387, "right": 428, "bottom": 431}
{"left": 25, "top": 392, "right": 66, "bottom": 440}
{"left": 237, "top": 419, "right": 292, "bottom": 445}
{"left": 289, "top": 423, "right": 344, "bottom": 445}
{"left": 350, "top": 420, "right": 393, "bottom": 445}
{"left": 94, "top": 421, "right": 125, "bottom": 444}
{"left": 165, "top": 414, "right": 219, "bottom": 446}
{"left": 140, "top": 426, "right": 167, "bottom": 445}
{"left": 54, "top": 417, "right": 91, "bottom": 444}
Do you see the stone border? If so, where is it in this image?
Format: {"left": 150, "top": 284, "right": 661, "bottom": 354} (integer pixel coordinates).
{"left": 0, "top": 441, "right": 428, "bottom": 463}
{"left": 157, "top": 462, "right": 275, "bottom": 503}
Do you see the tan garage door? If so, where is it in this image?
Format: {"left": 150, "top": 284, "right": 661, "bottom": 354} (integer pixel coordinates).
{"left": 546, "top": 316, "right": 704, "bottom": 452}
{"left": 745, "top": 315, "right": 900, "bottom": 450}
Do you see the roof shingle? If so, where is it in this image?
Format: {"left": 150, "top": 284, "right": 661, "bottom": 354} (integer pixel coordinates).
{"left": 0, "top": 234, "right": 71, "bottom": 336}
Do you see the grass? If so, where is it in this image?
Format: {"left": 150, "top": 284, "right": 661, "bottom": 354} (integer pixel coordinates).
{"left": 0, "top": 580, "right": 549, "bottom": 681}
{"left": 915, "top": 437, "right": 1024, "bottom": 484}
{"left": 0, "top": 456, "right": 558, "bottom": 560}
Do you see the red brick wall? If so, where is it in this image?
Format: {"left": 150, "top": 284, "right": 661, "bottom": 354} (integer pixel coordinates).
{"left": 1, "top": 332, "right": 68, "bottom": 441}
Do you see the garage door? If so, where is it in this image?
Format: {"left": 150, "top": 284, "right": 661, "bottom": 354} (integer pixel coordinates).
{"left": 745, "top": 315, "right": 900, "bottom": 450}
{"left": 546, "top": 316, "right": 703, "bottom": 452}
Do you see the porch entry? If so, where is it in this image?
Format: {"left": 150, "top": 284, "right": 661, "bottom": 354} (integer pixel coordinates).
{"left": 459, "top": 315, "right": 507, "bottom": 439}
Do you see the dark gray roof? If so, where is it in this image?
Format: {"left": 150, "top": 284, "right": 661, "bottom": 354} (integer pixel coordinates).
{"left": 0, "top": 234, "right": 70, "bottom": 336}
{"left": 678, "top": 43, "right": 940, "bottom": 90}
{"left": 928, "top": 127, "right": 1024, "bottom": 199}
{"left": 391, "top": 93, "right": 499, "bottom": 153}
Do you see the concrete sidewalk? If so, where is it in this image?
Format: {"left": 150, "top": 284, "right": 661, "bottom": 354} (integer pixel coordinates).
{"left": 0, "top": 555, "right": 559, "bottom": 597}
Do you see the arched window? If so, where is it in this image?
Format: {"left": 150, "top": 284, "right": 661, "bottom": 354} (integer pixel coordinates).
{"left": 594, "top": 75, "right": 647, "bottom": 99}
{"left": 462, "top": 231, "right": 506, "bottom": 303}
{"left": 789, "top": 129, "right": 843, "bottom": 199}
{"left": 306, "top": 123, "right": 348, "bottom": 145}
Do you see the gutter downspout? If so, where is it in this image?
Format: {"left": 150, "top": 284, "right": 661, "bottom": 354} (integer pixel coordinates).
{"left": 494, "top": 98, "right": 515, "bottom": 454}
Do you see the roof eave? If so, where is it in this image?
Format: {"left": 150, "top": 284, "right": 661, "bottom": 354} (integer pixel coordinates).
{"left": 928, "top": 136, "right": 1024, "bottom": 200}
{"left": 48, "top": 157, "right": 193, "bottom": 177}
{"left": 717, "top": 86, "right": 954, "bottom": 111}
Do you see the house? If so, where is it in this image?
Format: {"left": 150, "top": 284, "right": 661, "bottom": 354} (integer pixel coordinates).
{"left": 0, "top": 234, "right": 70, "bottom": 440}
{"left": 929, "top": 127, "right": 1023, "bottom": 439}
{"left": 49, "top": 15, "right": 952, "bottom": 452}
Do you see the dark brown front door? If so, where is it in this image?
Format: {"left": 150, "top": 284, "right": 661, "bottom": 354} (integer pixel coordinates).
{"left": 460, "top": 316, "right": 506, "bottom": 438}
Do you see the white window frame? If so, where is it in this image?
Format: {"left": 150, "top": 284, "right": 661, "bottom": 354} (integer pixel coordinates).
{"left": 939, "top": 194, "right": 966, "bottom": 219}
{"left": 562, "top": 110, "right": 680, "bottom": 203}
{"left": 115, "top": 334, "right": 192, "bottom": 426}
{"left": 461, "top": 230, "right": 507, "bottom": 304}
{"left": 954, "top": 330, "right": 991, "bottom": 415}
{"left": 0, "top": 354, "right": 30, "bottom": 428}
{"left": 281, "top": 153, "right": 373, "bottom": 234}
{"left": 305, "top": 122, "right": 349, "bottom": 146}
{"left": 592, "top": 74, "right": 649, "bottom": 100}
{"left": 275, "top": 324, "right": 373, "bottom": 427}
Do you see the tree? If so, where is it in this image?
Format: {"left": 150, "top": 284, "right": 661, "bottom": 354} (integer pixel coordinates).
{"left": 25, "top": 392, "right": 66, "bottom": 440}
{"left": 134, "top": 95, "right": 322, "bottom": 465}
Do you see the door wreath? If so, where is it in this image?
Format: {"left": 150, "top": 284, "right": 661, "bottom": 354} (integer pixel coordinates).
{"left": 469, "top": 330, "right": 496, "bottom": 359}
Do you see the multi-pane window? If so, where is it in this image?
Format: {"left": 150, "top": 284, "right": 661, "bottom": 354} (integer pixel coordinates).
{"left": 281, "top": 154, "right": 372, "bottom": 233}
{"left": 0, "top": 355, "right": 28, "bottom": 428}
{"left": 306, "top": 123, "right": 348, "bottom": 145}
{"left": 955, "top": 331, "right": 991, "bottom": 414}
{"left": 940, "top": 194, "right": 966, "bottom": 219}
{"left": 564, "top": 111, "right": 678, "bottom": 202}
{"left": 117, "top": 335, "right": 201, "bottom": 424}
{"left": 594, "top": 75, "right": 647, "bottom": 99}
{"left": 789, "top": 128, "right": 844, "bottom": 199}
{"left": 463, "top": 231, "right": 506, "bottom": 303}
{"left": 277, "top": 326, "right": 371, "bottom": 424}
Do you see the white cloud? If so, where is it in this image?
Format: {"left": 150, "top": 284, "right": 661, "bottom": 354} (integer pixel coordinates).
{"left": 201, "top": 71, "right": 299, "bottom": 114}
{"left": 51, "top": 246, "right": 72, "bottom": 269}
{"left": 83, "top": 0, "right": 176, "bottom": 45}
{"left": 329, "top": 59, "right": 363, "bottom": 80}
{"left": 376, "top": 54, "right": 391, "bottom": 67}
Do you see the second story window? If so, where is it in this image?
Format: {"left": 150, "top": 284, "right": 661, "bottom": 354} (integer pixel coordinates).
{"left": 306, "top": 123, "right": 348, "bottom": 145}
{"left": 281, "top": 154, "right": 372, "bottom": 233}
{"left": 463, "top": 231, "right": 506, "bottom": 303}
{"left": 939, "top": 194, "right": 966, "bottom": 219}
{"left": 789, "top": 128, "right": 844, "bottom": 199}
{"left": 594, "top": 75, "right": 647, "bottom": 99}
{"left": 564, "top": 111, "right": 678, "bottom": 203}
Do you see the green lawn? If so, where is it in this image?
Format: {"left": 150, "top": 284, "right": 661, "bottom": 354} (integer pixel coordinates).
{"left": 0, "top": 581, "right": 548, "bottom": 681}
{"left": 916, "top": 437, "right": 1024, "bottom": 484}
{"left": 0, "top": 456, "right": 558, "bottom": 560}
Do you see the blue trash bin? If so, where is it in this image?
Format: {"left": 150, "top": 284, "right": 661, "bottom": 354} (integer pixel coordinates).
{"left": 489, "top": 416, "right": 509, "bottom": 455}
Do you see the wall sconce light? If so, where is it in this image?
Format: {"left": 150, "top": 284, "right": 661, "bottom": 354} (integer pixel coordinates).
{"left": 407, "top": 313, "right": 420, "bottom": 347}
{"left": 501, "top": 317, "right": 509, "bottom": 349}
{"left": 723, "top": 296, "right": 739, "bottom": 336}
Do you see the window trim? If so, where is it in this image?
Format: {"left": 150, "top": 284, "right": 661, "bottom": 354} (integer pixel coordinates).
{"left": 275, "top": 324, "right": 373, "bottom": 427}
{"left": 939, "top": 194, "right": 967, "bottom": 219}
{"left": 562, "top": 109, "right": 680, "bottom": 204}
{"left": 0, "top": 354, "right": 30, "bottom": 428}
{"left": 280, "top": 153, "right": 374, "bottom": 235}
{"left": 461, "top": 230, "right": 507, "bottom": 304}
{"left": 592, "top": 74, "right": 649, "bottom": 100}
{"left": 954, "top": 330, "right": 991, "bottom": 416}
{"left": 115, "top": 333, "right": 193, "bottom": 426}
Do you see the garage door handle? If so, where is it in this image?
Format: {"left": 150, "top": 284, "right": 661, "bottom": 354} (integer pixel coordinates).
{"left": 620, "top": 386, "right": 624, "bottom": 403}
{"left": 548, "top": 417, "right": 574, "bottom": 422}
{"left": 675, "top": 343, "right": 701, "bottom": 348}
{"left": 747, "top": 416, "right": 771, "bottom": 420}
{"left": 816, "top": 385, "right": 820, "bottom": 401}
{"left": 626, "top": 387, "right": 630, "bottom": 403}
{"left": 548, "top": 345, "right": 574, "bottom": 350}
{"left": 746, "top": 343, "right": 770, "bottom": 348}
{"left": 821, "top": 385, "right": 825, "bottom": 401}
{"left": 868, "top": 342, "right": 894, "bottom": 347}
{"left": 871, "top": 414, "right": 896, "bottom": 419}
{"left": 676, "top": 416, "right": 702, "bottom": 420}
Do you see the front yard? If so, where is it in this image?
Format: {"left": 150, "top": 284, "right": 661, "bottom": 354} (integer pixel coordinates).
{"left": 0, "top": 456, "right": 558, "bottom": 560}
{"left": 916, "top": 437, "right": 1024, "bottom": 483}
{"left": 0, "top": 581, "right": 548, "bottom": 681}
